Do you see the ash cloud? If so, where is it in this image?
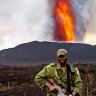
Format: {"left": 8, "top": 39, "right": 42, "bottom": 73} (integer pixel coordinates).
{"left": 0, "top": 0, "right": 96, "bottom": 50}
{"left": 72, "top": 0, "right": 96, "bottom": 44}
{"left": 0, "top": 0, "right": 55, "bottom": 50}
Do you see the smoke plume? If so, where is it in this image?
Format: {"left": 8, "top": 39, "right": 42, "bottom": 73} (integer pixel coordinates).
{"left": 0, "top": 0, "right": 55, "bottom": 50}
{"left": 83, "top": 0, "right": 96, "bottom": 44}
{"left": 0, "top": 0, "right": 96, "bottom": 50}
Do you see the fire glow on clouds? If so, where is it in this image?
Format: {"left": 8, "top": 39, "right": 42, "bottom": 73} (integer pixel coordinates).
{"left": 0, "top": 0, "right": 96, "bottom": 50}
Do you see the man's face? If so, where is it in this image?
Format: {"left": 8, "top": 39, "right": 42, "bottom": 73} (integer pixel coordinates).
{"left": 58, "top": 55, "right": 67, "bottom": 64}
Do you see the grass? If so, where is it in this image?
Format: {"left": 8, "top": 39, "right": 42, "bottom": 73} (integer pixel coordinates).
{"left": 0, "top": 64, "right": 95, "bottom": 96}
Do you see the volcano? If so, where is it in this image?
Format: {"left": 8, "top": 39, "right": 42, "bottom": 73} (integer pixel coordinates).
{"left": 0, "top": 41, "right": 95, "bottom": 66}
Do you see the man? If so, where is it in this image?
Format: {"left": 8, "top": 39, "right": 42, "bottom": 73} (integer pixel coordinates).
{"left": 35, "top": 49, "right": 83, "bottom": 96}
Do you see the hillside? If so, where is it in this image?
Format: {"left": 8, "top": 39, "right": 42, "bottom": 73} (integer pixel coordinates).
{"left": 0, "top": 41, "right": 96, "bottom": 66}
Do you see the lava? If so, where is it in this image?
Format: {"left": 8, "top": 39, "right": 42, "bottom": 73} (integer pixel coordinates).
{"left": 54, "top": 0, "right": 76, "bottom": 41}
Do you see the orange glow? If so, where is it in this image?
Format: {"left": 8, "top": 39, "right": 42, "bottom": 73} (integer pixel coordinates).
{"left": 55, "top": 0, "right": 76, "bottom": 41}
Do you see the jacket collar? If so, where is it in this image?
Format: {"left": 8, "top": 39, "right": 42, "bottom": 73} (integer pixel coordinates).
{"left": 56, "top": 62, "right": 67, "bottom": 70}
{"left": 56, "top": 62, "right": 61, "bottom": 69}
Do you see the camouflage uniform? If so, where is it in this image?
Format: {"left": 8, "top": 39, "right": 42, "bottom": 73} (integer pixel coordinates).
{"left": 35, "top": 49, "right": 83, "bottom": 96}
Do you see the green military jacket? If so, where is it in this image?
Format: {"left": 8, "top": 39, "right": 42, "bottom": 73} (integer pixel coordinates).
{"left": 35, "top": 63, "right": 83, "bottom": 96}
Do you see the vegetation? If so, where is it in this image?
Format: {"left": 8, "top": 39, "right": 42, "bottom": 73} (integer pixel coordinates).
{"left": 0, "top": 64, "right": 95, "bottom": 96}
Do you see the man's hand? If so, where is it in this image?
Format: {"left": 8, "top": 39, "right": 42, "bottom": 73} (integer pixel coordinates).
{"left": 48, "top": 85, "right": 57, "bottom": 92}
{"left": 45, "top": 82, "right": 58, "bottom": 93}
{"left": 49, "top": 85, "right": 58, "bottom": 93}
{"left": 72, "top": 91, "right": 77, "bottom": 96}
{"left": 45, "top": 78, "right": 59, "bottom": 93}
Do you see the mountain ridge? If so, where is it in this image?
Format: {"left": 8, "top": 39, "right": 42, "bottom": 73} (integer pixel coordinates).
{"left": 0, "top": 41, "right": 95, "bottom": 66}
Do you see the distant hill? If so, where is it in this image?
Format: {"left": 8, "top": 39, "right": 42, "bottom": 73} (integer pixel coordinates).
{"left": 0, "top": 41, "right": 96, "bottom": 66}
